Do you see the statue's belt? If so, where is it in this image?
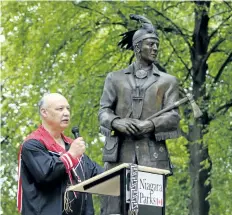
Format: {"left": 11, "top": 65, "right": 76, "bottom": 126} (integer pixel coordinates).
{"left": 122, "top": 134, "right": 153, "bottom": 141}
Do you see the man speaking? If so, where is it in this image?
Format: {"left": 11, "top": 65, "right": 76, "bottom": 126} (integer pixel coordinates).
{"left": 17, "top": 93, "right": 103, "bottom": 215}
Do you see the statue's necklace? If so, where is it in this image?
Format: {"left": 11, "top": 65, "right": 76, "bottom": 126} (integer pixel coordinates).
{"left": 135, "top": 69, "right": 148, "bottom": 79}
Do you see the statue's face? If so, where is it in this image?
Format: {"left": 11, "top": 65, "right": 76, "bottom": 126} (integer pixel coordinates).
{"left": 140, "top": 38, "right": 159, "bottom": 63}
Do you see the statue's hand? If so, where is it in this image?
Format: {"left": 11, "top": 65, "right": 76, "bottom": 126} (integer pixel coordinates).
{"left": 112, "top": 118, "right": 140, "bottom": 135}
{"left": 131, "top": 119, "right": 155, "bottom": 136}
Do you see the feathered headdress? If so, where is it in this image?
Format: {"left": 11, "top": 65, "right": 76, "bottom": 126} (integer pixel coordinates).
{"left": 118, "top": 14, "right": 159, "bottom": 50}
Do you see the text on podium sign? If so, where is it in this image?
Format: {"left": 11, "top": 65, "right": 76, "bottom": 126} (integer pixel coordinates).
{"left": 126, "top": 171, "right": 164, "bottom": 207}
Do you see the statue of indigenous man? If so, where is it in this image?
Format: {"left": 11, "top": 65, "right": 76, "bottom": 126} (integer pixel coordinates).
{"left": 98, "top": 14, "right": 181, "bottom": 215}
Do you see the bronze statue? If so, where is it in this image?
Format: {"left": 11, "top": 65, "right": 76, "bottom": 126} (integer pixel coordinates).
{"left": 99, "top": 14, "right": 181, "bottom": 215}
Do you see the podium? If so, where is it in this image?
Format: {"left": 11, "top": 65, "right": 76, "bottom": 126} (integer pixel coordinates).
{"left": 67, "top": 163, "right": 170, "bottom": 215}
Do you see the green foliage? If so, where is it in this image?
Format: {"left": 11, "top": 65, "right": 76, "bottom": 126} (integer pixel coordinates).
{"left": 1, "top": 1, "right": 232, "bottom": 215}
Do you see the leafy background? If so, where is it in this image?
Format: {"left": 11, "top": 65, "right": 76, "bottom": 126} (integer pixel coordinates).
{"left": 1, "top": 1, "right": 232, "bottom": 215}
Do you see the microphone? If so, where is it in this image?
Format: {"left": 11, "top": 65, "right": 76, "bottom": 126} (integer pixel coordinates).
{"left": 72, "top": 126, "right": 85, "bottom": 147}
{"left": 72, "top": 127, "right": 79, "bottom": 139}
{"left": 71, "top": 126, "right": 84, "bottom": 186}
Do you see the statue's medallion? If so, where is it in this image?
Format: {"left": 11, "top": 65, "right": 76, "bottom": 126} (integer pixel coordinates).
{"left": 135, "top": 69, "right": 148, "bottom": 79}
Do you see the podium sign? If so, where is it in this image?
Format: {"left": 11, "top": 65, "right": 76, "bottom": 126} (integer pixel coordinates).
{"left": 126, "top": 171, "right": 164, "bottom": 207}
{"left": 67, "top": 163, "right": 169, "bottom": 215}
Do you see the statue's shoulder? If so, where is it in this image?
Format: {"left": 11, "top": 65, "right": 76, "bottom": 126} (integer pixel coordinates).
{"left": 111, "top": 69, "right": 126, "bottom": 75}
{"left": 153, "top": 64, "right": 178, "bottom": 83}
{"left": 158, "top": 70, "right": 178, "bottom": 84}
{"left": 107, "top": 65, "right": 131, "bottom": 79}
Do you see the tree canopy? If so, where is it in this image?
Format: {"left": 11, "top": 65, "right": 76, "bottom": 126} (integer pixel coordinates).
{"left": 1, "top": 1, "right": 232, "bottom": 215}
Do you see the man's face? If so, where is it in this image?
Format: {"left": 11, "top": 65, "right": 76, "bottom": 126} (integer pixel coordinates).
{"left": 140, "top": 38, "right": 159, "bottom": 63}
{"left": 41, "top": 95, "right": 70, "bottom": 130}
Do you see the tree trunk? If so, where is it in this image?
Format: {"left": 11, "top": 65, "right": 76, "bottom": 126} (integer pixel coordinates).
{"left": 189, "top": 1, "right": 212, "bottom": 215}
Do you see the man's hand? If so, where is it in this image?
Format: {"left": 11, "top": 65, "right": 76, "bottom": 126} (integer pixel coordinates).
{"left": 68, "top": 137, "right": 86, "bottom": 158}
{"left": 112, "top": 118, "right": 140, "bottom": 135}
{"left": 131, "top": 119, "right": 155, "bottom": 136}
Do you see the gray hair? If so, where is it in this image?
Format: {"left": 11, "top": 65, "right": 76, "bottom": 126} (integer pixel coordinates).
{"left": 38, "top": 98, "right": 44, "bottom": 115}
{"left": 38, "top": 93, "right": 50, "bottom": 115}
{"left": 38, "top": 92, "right": 65, "bottom": 115}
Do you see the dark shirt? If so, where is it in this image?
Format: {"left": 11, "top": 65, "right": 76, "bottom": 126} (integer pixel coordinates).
{"left": 21, "top": 139, "right": 103, "bottom": 215}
